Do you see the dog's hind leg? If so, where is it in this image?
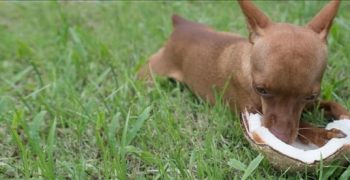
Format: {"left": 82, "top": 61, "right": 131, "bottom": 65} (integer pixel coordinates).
{"left": 305, "top": 100, "right": 350, "bottom": 120}
{"left": 138, "top": 47, "right": 183, "bottom": 83}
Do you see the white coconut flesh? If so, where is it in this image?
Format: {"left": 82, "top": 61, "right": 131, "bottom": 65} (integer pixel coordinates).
{"left": 243, "top": 112, "right": 350, "bottom": 164}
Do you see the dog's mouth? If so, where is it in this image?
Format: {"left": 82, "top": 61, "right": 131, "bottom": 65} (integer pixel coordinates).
{"left": 269, "top": 128, "right": 290, "bottom": 144}
{"left": 257, "top": 115, "right": 296, "bottom": 144}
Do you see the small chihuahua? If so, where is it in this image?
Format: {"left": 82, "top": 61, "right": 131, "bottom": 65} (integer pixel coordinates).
{"left": 139, "top": 0, "right": 350, "bottom": 146}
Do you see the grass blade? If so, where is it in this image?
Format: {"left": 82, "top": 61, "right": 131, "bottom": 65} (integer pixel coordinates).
{"left": 108, "top": 112, "right": 120, "bottom": 154}
{"left": 322, "top": 166, "right": 338, "bottom": 180}
{"left": 126, "top": 106, "right": 152, "bottom": 145}
{"left": 339, "top": 165, "right": 350, "bottom": 180}
{"left": 228, "top": 158, "right": 247, "bottom": 171}
{"left": 242, "top": 154, "right": 264, "bottom": 180}
{"left": 46, "top": 118, "right": 57, "bottom": 179}
{"left": 121, "top": 109, "right": 131, "bottom": 151}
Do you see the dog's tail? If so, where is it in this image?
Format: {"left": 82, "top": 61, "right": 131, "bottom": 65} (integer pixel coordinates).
{"left": 172, "top": 14, "right": 187, "bottom": 27}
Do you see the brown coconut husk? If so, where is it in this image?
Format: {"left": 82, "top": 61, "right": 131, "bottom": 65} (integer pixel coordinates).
{"left": 240, "top": 113, "right": 350, "bottom": 172}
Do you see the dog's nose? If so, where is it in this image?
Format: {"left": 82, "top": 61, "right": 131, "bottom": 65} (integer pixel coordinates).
{"left": 270, "top": 128, "right": 290, "bottom": 143}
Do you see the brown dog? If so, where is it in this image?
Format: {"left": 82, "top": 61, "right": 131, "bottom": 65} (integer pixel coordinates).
{"left": 138, "top": 0, "right": 350, "bottom": 146}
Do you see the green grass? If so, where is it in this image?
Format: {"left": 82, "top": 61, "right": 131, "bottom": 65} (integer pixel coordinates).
{"left": 0, "top": 1, "right": 350, "bottom": 179}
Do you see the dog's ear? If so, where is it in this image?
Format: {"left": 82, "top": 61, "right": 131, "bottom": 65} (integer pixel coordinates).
{"left": 307, "top": 0, "right": 340, "bottom": 41}
{"left": 238, "top": 0, "right": 272, "bottom": 43}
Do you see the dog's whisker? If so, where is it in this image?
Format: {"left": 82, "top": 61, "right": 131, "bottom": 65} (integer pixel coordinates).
{"left": 297, "top": 128, "right": 314, "bottom": 130}
{"left": 248, "top": 105, "right": 263, "bottom": 116}
{"left": 256, "top": 109, "right": 263, "bottom": 116}
{"left": 297, "top": 133, "right": 312, "bottom": 143}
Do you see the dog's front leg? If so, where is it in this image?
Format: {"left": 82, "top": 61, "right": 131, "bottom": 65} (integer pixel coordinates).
{"left": 298, "top": 122, "right": 346, "bottom": 147}
{"left": 299, "top": 100, "right": 350, "bottom": 147}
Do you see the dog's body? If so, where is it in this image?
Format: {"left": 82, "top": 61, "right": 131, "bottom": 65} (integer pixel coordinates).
{"left": 139, "top": 0, "right": 350, "bottom": 146}
{"left": 141, "top": 16, "right": 259, "bottom": 111}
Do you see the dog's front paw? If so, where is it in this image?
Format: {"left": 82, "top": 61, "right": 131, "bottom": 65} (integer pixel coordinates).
{"left": 325, "top": 128, "right": 346, "bottom": 139}
{"left": 340, "top": 115, "right": 350, "bottom": 120}
{"left": 315, "top": 128, "right": 347, "bottom": 147}
{"left": 298, "top": 127, "right": 347, "bottom": 147}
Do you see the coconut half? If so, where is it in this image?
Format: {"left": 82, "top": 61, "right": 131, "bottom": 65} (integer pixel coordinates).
{"left": 241, "top": 111, "right": 350, "bottom": 171}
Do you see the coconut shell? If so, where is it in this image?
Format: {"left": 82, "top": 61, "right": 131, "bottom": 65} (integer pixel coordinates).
{"left": 240, "top": 113, "right": 350, "bottom": 172}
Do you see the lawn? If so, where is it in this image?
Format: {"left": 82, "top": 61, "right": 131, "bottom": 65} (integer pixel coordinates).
{"left": 1, "top": 1, "right": 350, "bottom": 179}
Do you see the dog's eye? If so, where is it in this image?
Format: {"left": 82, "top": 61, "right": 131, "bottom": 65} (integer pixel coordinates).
{"left": 305, "top": 94, "right": 318, "bottom": 101}
{"left": 255, "top": 87, "right": 268, "bottom": 96}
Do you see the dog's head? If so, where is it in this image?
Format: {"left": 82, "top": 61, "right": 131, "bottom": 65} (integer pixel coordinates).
{"left": 238, "top": 0, "right": 340, "bottom": 144}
